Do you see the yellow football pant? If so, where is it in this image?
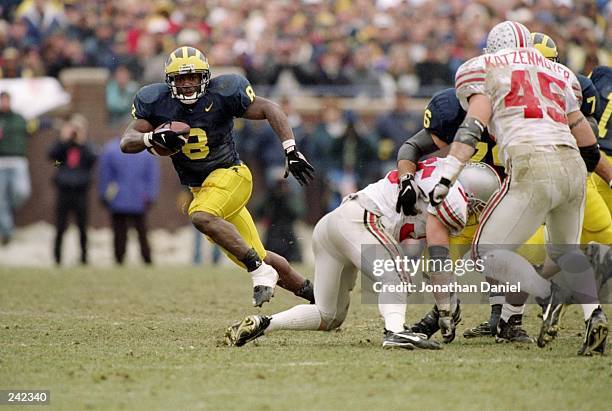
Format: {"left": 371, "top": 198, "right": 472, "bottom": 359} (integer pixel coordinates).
{"left": 581, "top": 172, "right": 612, "bottom": 244}
{"left": 188, "top": 163, "right": 266, "bottom": 268}
{"left": 592, "top": 153, "right": 612, "bottom": 216}
{"left": 450, "top": 217, "right": 546, "bottom": 265}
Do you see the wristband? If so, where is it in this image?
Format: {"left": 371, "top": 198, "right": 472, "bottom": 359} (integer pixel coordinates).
{"left": 282, "top": 139, "right": 296, "bottom": 151}
{"left": 143, "top": 132, "right": 153, "bottom": 148}
{"left": 442, "top": 155, "right": 463, "bottom": 181}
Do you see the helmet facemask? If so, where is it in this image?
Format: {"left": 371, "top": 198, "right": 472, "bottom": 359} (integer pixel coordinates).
{"left": 166, "top": 70, "right": 210, "bottom": 105}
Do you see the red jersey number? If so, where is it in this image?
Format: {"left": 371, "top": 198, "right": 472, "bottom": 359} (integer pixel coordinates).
{"left": 504, "top": 69, "right": 567, "bottom": 124}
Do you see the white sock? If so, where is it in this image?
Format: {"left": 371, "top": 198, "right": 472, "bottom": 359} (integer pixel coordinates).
{"left": 378, "top": 303, "right": 406, "bottom": 333}
{"left": 581, "top": 304, "right": 599, "bottom": 321}
{"left": 500, "top": 304, "right": 524, "bottom": 322}
{"left": 250, "top": 262, "right": 278, "bottom": 288}
{"left": 267, "top": 304, "right": 321, "bottom": 333}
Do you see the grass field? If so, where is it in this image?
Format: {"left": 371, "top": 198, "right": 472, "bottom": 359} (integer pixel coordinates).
{"left": 1, "top": 265, "right": 610, "bottom": 411}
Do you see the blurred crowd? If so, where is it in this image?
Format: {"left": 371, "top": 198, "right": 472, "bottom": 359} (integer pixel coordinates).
{"left": 0, "top": 0, "right": 610, "bottom": 263}
{"left": 0, "top": 0, "right": 610, "bottom": 100}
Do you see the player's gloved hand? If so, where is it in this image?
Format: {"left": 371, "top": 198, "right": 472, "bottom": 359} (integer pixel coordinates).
{"left": 429, "top": 177, "right": 452, "bottom": 207}
{"left": 284, "top": 145, "right": 314, "bottom": 186}
{"left": 396, "top": 173, "right": 419, "bottom": 216}
{"left": 144, "top": 128, "right": 188, "bottom": 152}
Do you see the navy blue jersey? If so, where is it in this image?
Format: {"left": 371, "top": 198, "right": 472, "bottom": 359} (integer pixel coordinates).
{"left": 132, "top": 74, "right": 255, "bottom": 186}
{"left": 590, "top": 66, "right": 612, "bottom": 155}
{"left": 423, "top": 88, "right": 503, "bottom": 174}
{"left": 577, "top": 74, "right": 599, "bottom": 118}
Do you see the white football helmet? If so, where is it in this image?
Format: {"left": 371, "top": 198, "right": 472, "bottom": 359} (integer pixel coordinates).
{"left": 457, "top": 162, "right": 502, "bottom": 219}
{"left": 484, "top": 21, "right": 532, "bottom": 54}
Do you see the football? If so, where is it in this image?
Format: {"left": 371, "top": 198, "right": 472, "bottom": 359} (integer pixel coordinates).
{"left": 146, "top": 121, "right": 191, "bottom": 156}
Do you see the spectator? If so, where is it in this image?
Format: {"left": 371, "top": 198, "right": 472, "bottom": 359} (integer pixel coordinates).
{"left": 374, "top": 92, "right": 422, "bottom": 173}
{"left": 48, "top": 114, "right": 96, "bottom": 265}
{"left": 98, "top": 137, "right": 159, "bottom": 265}
{"left": 15, "top": 0, "right": 66, "bottom": 47}
{"left": 256, "top": 172, "right": 303, "bottom": 263}
{"left": 106, "top": 64, "right": 139, "bottom": 125}
{"left": 345, "top": 45, "right": 383, "bottom": 97}
{"left": 0, "top": 91, "right": 31, "bottom": 245}
{"left": 327, "top": 111, "right": 377, "bottom": 209}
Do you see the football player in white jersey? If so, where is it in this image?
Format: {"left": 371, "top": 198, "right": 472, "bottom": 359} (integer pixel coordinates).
{"left": 428, "top": 21, "right": 608, "bottom": 355}
{"left": 225, "top": 159, "right": 500, "bottom": 349}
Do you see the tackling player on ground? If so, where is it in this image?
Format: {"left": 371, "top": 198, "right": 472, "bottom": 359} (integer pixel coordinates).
{"left": 120, "top": 46, "right": 315, "bottom": 307}
{"left": 225, "top": 158, "right": 499, "bottom": 349}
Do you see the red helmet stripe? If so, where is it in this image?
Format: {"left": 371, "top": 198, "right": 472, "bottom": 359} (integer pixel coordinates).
{"left": 512, "top": 22, "right": 525, "bottom": 47}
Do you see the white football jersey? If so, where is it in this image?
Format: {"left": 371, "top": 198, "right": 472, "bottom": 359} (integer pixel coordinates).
{"left": 455, "top": 47, "right": 582, "bottom": 165}
{"left": 358, "top": 157, "right": 468, "bottom": 241}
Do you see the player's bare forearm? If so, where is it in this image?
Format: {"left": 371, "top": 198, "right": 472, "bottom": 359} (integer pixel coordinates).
{"left": 448, "top": 141, "right": 476, "bottom": 163}
{"left": 594, "top": 155, "right": 612, "bottom": 185}
{"left": 243, "top": 97, "right": 295, "bottom": 143}
{"left": 120, "top": 119, "right": 154, "bottom": 153}
{"left": 568, "top": 111, "right": 597, "bottom": 147}
{"left": 397, "top": 159, "right": 417, "bottom": 176}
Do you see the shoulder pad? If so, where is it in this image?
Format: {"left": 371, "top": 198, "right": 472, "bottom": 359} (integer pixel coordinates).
{"left": 590, "top": 66, "right": 612, "bottom": 96}
{"left": 136, "top": 83, "right": 170, "bottom": 104}
{"left": 208, "top": 74, "right": 249, "bottom": 97}
{"left": 577, "top": 74, "right": 594, "bottom": 91}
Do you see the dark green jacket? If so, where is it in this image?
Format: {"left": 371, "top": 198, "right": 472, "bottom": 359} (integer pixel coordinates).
{"left": 0, "top": 111, "right": 28, "bottom": 157}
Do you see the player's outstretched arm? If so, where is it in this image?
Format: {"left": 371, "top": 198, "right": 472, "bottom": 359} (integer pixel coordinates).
{"left": 243, "top": 96, "right": 314, "bottom": 185}
{"left": 120, "top": 119, "right": 155, "bottom": 153}
{"left": 429, "top": 94, "right": 490, "bottom": 206}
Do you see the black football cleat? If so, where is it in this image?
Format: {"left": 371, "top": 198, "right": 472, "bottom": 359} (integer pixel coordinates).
{"left": 295, "top": 279, "right": 315, "bottom": 304}
{"left": 463, "top": 304, "right": 500, "bottom": 339}
{"left": 463, "top": 321, "right": 494, "bottom": 338}
{"left": 382, "top": 329, "right": 442, "bottom": 350}
{"left": 537, "top": 303, "right": 566, "bottom": 348}
{"left": 225, "top": 315, "right": 271, "bottom": 347}
{"left": 578, "top": 307, "right": 608, "bottom": 356}
{"left": 496, "top": 314, "right": 534, "bottom": 344}
{"left": 536, "top": 283, "right": 569, "bottom": 348}
{"left": 409, "top": 305, "right": 440, "bottom": 338}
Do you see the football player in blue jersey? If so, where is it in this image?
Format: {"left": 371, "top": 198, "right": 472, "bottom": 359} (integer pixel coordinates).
{"left": 590, "top": 65, "right": 612, "bottom": 211}
{"left": 120, "top": 46, "right": 315, "bottom": 307}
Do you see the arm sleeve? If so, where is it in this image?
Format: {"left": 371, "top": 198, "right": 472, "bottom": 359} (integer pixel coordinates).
{"left": 455, "top": 57, "right": 487, "bottom": 111}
